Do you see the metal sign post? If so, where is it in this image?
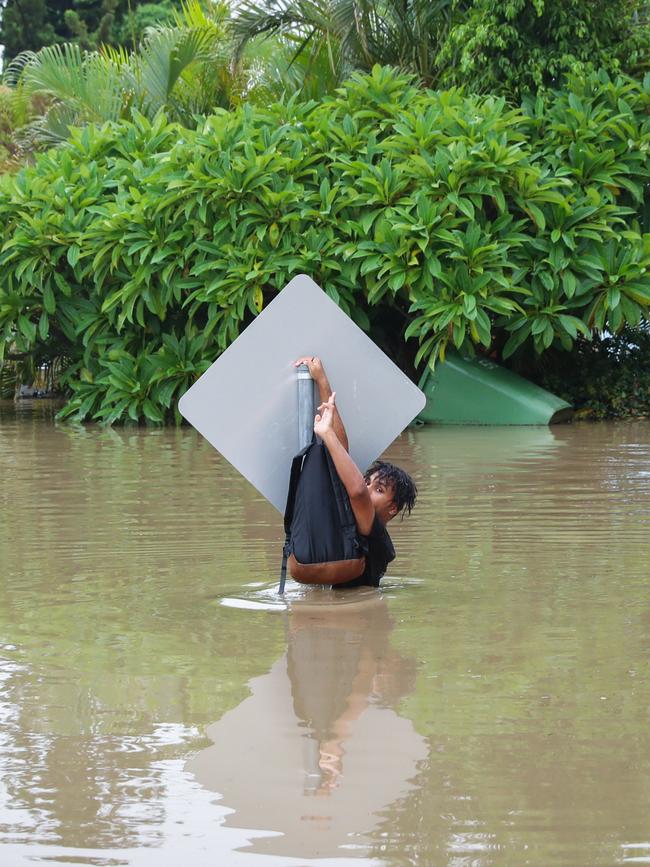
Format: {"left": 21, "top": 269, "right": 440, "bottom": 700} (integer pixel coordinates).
{"left": 297, "top": 364, "right": 314, "bottom": 451}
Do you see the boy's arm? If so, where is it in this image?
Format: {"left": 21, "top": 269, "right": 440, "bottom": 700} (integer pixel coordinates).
{"left": 295, "top": 356, "right": 349, "bottom": 452}
{"left": 315, "top": 393, "right": 375, "bottom": 536}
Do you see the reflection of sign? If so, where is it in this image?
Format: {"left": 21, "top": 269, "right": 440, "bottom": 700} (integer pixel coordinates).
{"left": 178, "top": 275, "right": 425, "bottom": 512}
{"left": 186, "top": 596, "right": 427, "bottom": 859}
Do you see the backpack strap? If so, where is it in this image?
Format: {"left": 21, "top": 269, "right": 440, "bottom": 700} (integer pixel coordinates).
{"left": 279, "top": 544, "right": 289, "bottom": 595}
{"left": 283, "top": 447, "right": 309, "bottom": 535}
{"left": 324, "top": 446, "right": 359, "bottom": 540}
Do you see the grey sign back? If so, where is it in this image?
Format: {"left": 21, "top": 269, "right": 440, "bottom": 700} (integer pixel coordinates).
{"left": 178, "top": 275, "right": 426, "bottom": 512}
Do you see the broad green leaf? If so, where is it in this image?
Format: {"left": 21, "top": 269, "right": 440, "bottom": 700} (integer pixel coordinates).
{"left": 67, "top": 245, "right": 81, "bottom": 268}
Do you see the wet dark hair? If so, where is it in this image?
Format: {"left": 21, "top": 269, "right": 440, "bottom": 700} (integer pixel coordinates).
{"left": 364, "top": 461, "right": 417, "bottom": 517}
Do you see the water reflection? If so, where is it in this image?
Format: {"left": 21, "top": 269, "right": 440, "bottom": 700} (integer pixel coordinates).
{"left": 187, "top": 593, "right": 427, "bottom": 858}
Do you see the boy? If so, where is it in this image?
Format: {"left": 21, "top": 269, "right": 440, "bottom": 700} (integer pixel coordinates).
{"left": 291, "top": 356, "right": 417, "bottom": 588}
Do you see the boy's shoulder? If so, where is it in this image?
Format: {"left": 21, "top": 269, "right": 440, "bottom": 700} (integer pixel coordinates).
{"left": 363, "top": 513, "right": 394, "bottom": 549}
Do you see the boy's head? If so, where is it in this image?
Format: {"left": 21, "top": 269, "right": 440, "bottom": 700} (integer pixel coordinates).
{"left": 364, "top": 461, "right": 417, "bottom": 524}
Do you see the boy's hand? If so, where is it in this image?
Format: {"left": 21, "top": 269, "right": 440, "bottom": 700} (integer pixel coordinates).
{"left": 296, "top": 357, "right": 349, "bottom": 452}
{"left": 314, "top": 392, "right": 336, "bottom": 439}
{"left": 294, "top": 356, "right": 326, "bottom": 384}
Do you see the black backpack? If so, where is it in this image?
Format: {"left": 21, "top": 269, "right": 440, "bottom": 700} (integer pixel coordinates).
{"left": 279, "top": 437, "right": 366, "bottom": 592}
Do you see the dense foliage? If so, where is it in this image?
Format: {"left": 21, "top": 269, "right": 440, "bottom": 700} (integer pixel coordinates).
{"left": 437, "top": 0, "right": 650, "bottom": 97}
{"left": 0, "top": 83, "right": 35, "bottom": 169}
{"left": 3, "top": 0, "right": 648, "bottom": 160}
{"left": 0, "top": 0, "right": 178, "bottom": 63}
{"left": 0, "top": 66, "right": 648, "bottom": 423}
{"left": 235, "top": 0, "right": 650, "bottom": 98}
{"left": 533, "top": 324, "right": 650, "bottom": 420}
{"left": 1, "top": 0, "right": 238, "bottom": 150}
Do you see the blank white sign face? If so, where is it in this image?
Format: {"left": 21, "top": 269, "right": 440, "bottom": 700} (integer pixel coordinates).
{"left": 178, "top": 275, "right": 425, "bottom": 513}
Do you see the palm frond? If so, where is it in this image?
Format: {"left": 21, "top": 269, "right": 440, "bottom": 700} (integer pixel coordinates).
{"left": 17, "top": 44, "right": 125, "bottom": 123}
{"left": 241, "top": 31, "right": 342, "bottom": 100}
{"left": 131, "top": 25, "right": 224, "bottom": 116}
{"left": 99, "top": 43, "right": 132, "bottom": 69}
{"left": 172, "top": 0, "right": 230, "bottom": 31}
{"left": 233, "top": 0, "right": 456, "bottom": 85}
{"left": 1, "top": 51, "right": 34, "bottom": 88}
{"left": 233, "top": 0, "right": 335, "bottom": 54}
{"left": 14, "top": 101, "right": 84, "bottom": 148}
{"left": 19, "top": 44, "right": 88, "bottom": 103}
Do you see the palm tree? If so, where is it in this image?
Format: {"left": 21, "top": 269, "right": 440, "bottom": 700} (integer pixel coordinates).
{"left": 3, "top": 0, "right": 241, "bottom": 148}
{"left": 232, "top": 0, "right": 456, "bottom": 89}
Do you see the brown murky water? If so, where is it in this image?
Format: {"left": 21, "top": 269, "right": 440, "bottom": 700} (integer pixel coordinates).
{"left": 1, "top": 401, "right": 649, "bottom": 866}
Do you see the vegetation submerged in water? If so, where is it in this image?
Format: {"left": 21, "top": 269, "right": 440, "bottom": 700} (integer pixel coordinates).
{"left": 532, "top": 325, "right": 650, "bottom": 420}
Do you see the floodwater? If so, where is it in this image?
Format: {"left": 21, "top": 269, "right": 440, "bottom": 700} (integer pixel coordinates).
{"left": 1, "top": 402, "right": 649, "bottom": 867}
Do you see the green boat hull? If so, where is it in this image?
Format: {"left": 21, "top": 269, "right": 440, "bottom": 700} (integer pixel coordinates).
{"left": 417, "top": 353, "right": 572, "bottom": 425}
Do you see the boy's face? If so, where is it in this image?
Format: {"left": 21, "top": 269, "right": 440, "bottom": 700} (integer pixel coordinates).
{"left": 366, "top": 472, "right": 398, "bottom": 524}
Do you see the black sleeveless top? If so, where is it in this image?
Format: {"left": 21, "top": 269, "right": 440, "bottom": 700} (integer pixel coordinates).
{"left": 334, "top": 515, "right": 395, "bottom": 589}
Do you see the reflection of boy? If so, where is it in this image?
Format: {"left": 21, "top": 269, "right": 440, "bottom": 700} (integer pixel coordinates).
{"left": 286, "top": 596, "right": 418, "bottom": 796}
{"left": 292, "top": 356, "right": 417, "bottom": 588}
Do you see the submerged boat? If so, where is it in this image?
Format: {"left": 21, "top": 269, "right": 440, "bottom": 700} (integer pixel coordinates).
{"left": 417, "top": 352, "right": 573, "bottom": 425}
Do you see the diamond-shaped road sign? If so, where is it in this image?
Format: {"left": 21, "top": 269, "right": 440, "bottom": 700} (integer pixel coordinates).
{"left": 178, "top": 275, "right": 425, "bottom": 513}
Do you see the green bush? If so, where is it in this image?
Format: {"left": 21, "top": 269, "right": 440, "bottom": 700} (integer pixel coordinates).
{"left": 534, "top": 324, "right": 650, "bottom": 419}
{"left": 437, "top": 0, "right": 650, "bottom": 99}
{"left": 112, "top": 1, "right": 177, "bottom": 46}
{"left": 0, "top": 65, "right": 648, "bottom": 423}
